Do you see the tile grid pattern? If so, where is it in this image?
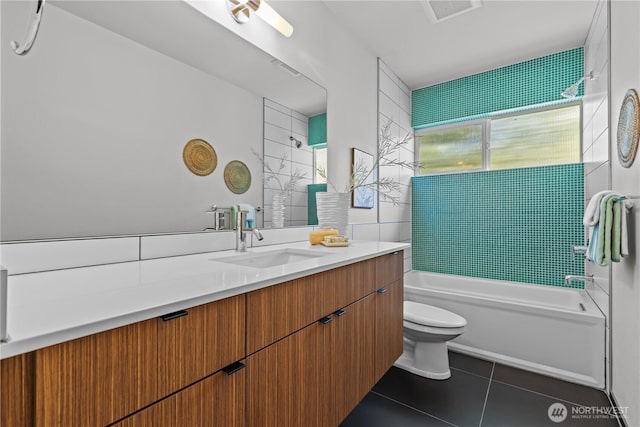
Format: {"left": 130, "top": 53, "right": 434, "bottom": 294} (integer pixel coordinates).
{"left": 377, "top": 58, "right": 413, "bottom": 272}
{"left": 263, "top": 99, "right": 314, "bottom": 228}
{"left": 411, "top": 164, "right": 585, "bottom": 288}
{"left": 342, "top": 352, "right": 621, "bottom": 427}
{"left": 582, "top": 0, "right": 612, "bottom": 392}
{"left": 412, "top": 47, "right": 584, "bottom": 129}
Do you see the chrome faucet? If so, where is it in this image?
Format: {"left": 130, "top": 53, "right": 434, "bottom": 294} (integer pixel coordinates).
{"left": 564, "top": 275, "right": 594, "bottom": 286}
{"left": 235, "top": 210, "right": 264, "bottom": 252}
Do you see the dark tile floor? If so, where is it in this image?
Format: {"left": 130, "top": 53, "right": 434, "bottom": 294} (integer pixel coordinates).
{"left": 341, "top": 351, "right": 622, "bottom": 427}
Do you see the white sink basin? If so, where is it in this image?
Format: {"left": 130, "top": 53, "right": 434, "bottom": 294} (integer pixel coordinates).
{"left": 214, "top": 248, "right": 328, "bottom": 269}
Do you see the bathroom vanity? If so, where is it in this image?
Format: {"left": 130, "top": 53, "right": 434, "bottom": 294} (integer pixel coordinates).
{"left": 0, "top": 242, "right": 405, "bottom": 426}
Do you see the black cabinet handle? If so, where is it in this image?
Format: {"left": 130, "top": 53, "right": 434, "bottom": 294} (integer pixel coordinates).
{"left": 222, "top": 361, "right": 246, "bottom": 376}
{"left": 319, "top": 316, "right": 333, "bottom": 324}
{"left": 333, "top": 309, "right": 346, "bottom": 317}
{"left": 160, "top": 310, "right": 188, "bottom": 321}
{"left": 377, "top": 288, "right": 388, "bottom": 294}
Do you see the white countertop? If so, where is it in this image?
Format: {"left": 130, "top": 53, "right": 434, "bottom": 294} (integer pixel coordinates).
{"left": 1, "top": 240, "right": 409, "bottom": 359}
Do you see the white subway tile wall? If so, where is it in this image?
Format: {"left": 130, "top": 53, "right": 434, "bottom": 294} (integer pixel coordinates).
{"left": 251, "top": 226, "right": 315, "bottom": 247}
{"left": 583, "top": 0, "right": 610, "bottom": 390}
{"left": 378, "top": 59, "right": 413, "bottom": 272}
{"left": 263, "top": 99, "right": 314, "bottom": 228}
{"left": 140, "top": 232, "right": 235, "bottom": 260}
{"left": 1, "top": 237, "right": 140, "bottom": 275}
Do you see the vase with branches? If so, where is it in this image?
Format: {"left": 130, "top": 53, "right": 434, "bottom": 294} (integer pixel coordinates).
{"left": 317, "top": 118, "right": 418, "bottom": 205}
{"left": 314, "top": 118, "right": 418, "bottom": 235}
{"left": 252, "top": 149, "right": 307, "bottom": 228}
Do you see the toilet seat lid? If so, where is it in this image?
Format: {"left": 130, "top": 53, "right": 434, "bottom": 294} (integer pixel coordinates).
{"left": 404, "top": 301, "right": 467, "bottom": 328}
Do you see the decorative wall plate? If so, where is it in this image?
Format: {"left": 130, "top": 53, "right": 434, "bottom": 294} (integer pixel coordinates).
{"left": 183, "top": 139, "right": 217, "bottom": 176}
{"left": 224, "top": 160, "right": 251, "bottom": 194}
{"left": 617, "top": 89, "right": 640, "bottom": 168}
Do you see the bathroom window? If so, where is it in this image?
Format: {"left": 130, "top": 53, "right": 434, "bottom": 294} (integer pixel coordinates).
{"left": 490, "top": 105, "right": 581, "bottom": 169}
{"left": 314, "top": 146, "right": 327, "bottom": 183}
{"left": 417, "top": 122, "right": 485, "bottom": 174}
{"left": 417, "top": 103, "right": 581, "bottom": 174}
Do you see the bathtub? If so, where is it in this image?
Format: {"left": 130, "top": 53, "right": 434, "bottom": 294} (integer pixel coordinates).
{"left": 404, "top": 271, "right": 605, "bottom": 388}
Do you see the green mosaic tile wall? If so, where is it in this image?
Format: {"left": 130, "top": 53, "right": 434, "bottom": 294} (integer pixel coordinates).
{"left": 307, "top": 183, "right": 327, "bottom": 225}
{"left": 308, "top": 113, "right": 327, "bottom": 146}
{"left": 412, "top": 48, "right": 584, "bottom": 129}
{"left": 411, "top": 164, "right": 585, "bottom": 288}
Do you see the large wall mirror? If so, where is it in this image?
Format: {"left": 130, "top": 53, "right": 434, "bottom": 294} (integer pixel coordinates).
{"left": 0, "top": 0, "right": 326, "bottom": 241}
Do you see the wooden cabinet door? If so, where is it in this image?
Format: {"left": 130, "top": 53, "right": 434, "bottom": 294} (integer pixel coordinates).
{"left": 374, "top": 280, "right": 404, "bottom": 383}
{"left": 157, "top": 295, "right": 245, "bottom": 396}
{"left": 333, "top": 294, "right": 375, "bottom": 425}
{"left": 375, "top": 251, "right": 404, "bottom": 288}
{"left": 34, "top": 295, "right": 244, "bottom": 427}
{"left": 246, "top": 318, "right": 333, "bottom": 427}
{"left": 330, "top": 258, "right": 376, "bottom": 312}
{"left": 1, "top": 353, "right": 35, "bottom": 427}
{"left": 246, "top": 274, "right": 325, "bottom": 355}
{"left": 35, "top": 317, "right": 159, "bottom": 427}
{"left": 113, "top": 366, "right": 245, "bottom": 427}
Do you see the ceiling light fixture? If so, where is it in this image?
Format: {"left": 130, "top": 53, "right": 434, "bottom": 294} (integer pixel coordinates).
{"left": 226, "top": 0, "right": 293, "bottom": 38}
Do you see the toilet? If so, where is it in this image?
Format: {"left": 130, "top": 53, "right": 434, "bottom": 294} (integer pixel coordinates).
{"left": 395, "top": 301, "right": 467, "bottom": 380}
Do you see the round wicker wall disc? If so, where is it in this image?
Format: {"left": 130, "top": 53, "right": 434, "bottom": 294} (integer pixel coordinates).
{"left": 617, "top": 89, "right": 640, "bottom": 168}
{"left": 183, "top": 139, "right": 217, "bottom": 176}
{"left": 224, "top": 160, "right": 251, "bottom": 194}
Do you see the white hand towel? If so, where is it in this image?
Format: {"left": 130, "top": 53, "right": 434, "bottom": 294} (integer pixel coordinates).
{"left": 584, "top": 190, "right": 615, "bottom": 226}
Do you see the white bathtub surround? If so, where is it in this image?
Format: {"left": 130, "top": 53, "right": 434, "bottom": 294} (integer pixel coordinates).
{"left": 404, "top": 271, "right": 605, "bottom": 388}
{"left": 1, "top": 240, "right": 408, "bottom": 359}
{"left": 583, "top": 0, "right": 611, "bottom": 392}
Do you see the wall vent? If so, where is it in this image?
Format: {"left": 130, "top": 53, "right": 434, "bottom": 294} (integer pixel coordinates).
{"left": 421, "top": 0, "right": 481, "bottom": 23}
{"left": 271, "top": 58, "right": 300, "bottom": 77}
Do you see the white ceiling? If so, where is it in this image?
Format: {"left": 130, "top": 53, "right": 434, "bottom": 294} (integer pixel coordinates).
{"left": 322, "top": 0, "right": 598, "bottom": 89}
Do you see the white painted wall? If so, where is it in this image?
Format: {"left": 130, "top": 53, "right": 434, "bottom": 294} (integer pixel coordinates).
{"left": 582, "top": 0, "right": 611, "bottom": 391}
{"left": 1, "top": 1, "right": 263, "bottom": 240}
{"left": 185, "top": 0, "right": 379, "bottom": 226}
{"left": 610, "top": 0, "right": 640, "bottom": 424}
{"left": 262, "top": 99, "right": 314, "bottom": 228}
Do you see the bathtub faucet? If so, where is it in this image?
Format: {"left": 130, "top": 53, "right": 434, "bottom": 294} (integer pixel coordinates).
{"left": 564, "top": 275, "right": 594, "bottom": 286}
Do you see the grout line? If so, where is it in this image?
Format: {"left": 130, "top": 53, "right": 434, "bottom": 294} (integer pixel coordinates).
{"left": 450, "top": 366, "right": 493, "bottom": 381}
{"left": 370, "top": 391, "right": 459, "bottom": 427}
{"left": 490, "top": 378, "right": 604, "bottom": 408}
{"left": 478, "top": 363, "right": 495, "bottom": 427}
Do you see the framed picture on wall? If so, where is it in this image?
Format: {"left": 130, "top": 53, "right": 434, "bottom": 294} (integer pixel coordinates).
{"left": 351, "top": 148, "right": 375, "bottom": 209}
